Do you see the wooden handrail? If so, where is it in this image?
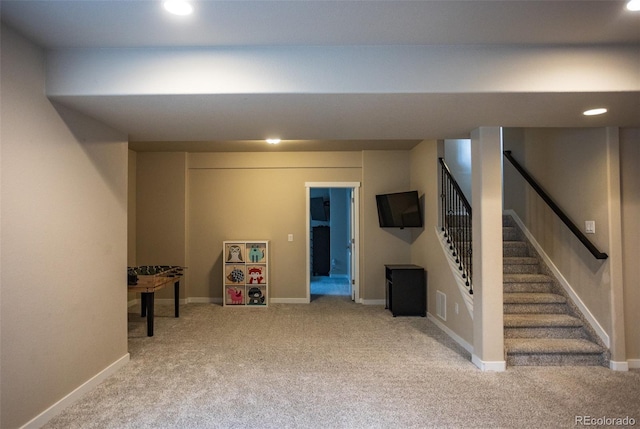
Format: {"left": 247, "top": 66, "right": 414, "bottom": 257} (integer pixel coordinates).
{"left": 439, "top": 158, "right": 472, "bottom": 215}
{"left": 503, "top": 151, "right": 608, "bottom": 260}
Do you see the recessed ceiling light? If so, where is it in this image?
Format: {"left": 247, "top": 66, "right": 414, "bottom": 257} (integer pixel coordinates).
{"left": 163, "top": 0, "right": 193, "bottom": 16}
{"left": 626, "top": 0, "right": 640, "bottom": 11}
{"left": 583, "top": 108, "right": 608, "bottom": 116}
{"left": 266, "top": 138, "right": 281, "bottom": 144}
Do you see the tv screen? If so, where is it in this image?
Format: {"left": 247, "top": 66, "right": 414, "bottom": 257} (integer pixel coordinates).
{"left": 376, "top": 191, "right": 422, "bottom": 228}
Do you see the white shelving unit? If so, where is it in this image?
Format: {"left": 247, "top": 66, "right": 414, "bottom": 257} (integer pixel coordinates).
{"left": 223, "top": 240, "right": 269, "bottom": 306}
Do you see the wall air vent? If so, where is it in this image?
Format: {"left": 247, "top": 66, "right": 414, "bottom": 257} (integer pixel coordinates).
{"left": 436, "top": 290, "right": 447, "bottom": 321}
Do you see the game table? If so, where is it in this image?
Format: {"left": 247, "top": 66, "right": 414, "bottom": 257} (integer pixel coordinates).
{"left": 127, "top": 266, "right": 184, "bottom": 337}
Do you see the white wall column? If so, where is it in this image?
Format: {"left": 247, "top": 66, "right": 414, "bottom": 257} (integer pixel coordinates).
{"left": 471, "top": 127, "right": 506, "bottom": 371}
{"left": 605, "top": 127, "right": 627, "bottom": 371}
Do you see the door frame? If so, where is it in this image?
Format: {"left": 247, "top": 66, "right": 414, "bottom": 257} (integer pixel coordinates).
{"left": 305, "top": 182, "right": 361, "bottom": 304}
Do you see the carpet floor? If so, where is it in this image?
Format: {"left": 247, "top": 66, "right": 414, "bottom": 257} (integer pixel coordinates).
{"left": 43, "top": 297, "right": 639, "bottom": 429}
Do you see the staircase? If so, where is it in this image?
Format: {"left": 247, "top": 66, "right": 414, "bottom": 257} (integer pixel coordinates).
{"left": 502, "top": 216, "right": 609, "bottom": 366}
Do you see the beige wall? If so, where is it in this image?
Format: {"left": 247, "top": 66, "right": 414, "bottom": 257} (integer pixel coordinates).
{"left": 128, "top": 150, "right": 137, "bottom": 267}
{"left": 410, "top": 140, "right": 474, "bottom": 346}
{"left": 443, "top": 139, "right": 472, "bottom": 204}
{"left": 620, "top": 129, "right": 640, "bottom": 360}
{"left": 187, "top": 152, "right": 362, "bottom": 300}
{"left": 127, "top": 150, "right": 137, "bottom": 302}
{"left": 361, "top": 151, "right": 412, "bottom": 301}
{"left": 503, "top": 128, "right": 613, "bottom": 335}
{"left": 132, "top": 150, "right": 417, "bottom": 303}
{"left": 135, "top": 152, "right": 188, "bottom": 299}
{"left": 502, "top": 128, "right": 527, "bottom": 216}
{"left": 1, "top": 24, "right": 128, "bottom": 428}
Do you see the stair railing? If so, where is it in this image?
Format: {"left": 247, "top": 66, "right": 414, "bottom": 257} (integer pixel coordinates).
{"left": 503, "top": 150, "right": 608, "bottom": 260}
{"left": 439, "top": 158, "right": 473, "bottom": 294}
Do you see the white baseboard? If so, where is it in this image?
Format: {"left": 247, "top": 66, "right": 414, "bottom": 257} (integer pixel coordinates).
{"left": 130, "top": 297, "right": 224, "bottom": 306}
{"left": 627, "top": 359, "right": 640, "bottom": 369}
{"left": 360, "top": 299, "right": 385, "bottom": 305}
{"left": 610, "top": 360, "right": 630, "bottom": 371}
{"left": 154, "top": 298, "right": 188, "bottom": 305}
{"left": 186, "top": 297, "right": 222, "bottom": 304}
{"left": 270, "top": 298, "right": 309, "bottom": 304}
{"left": 133, "top": 296, "right": 354, "bottom": 305}
{"left": 472, "top": 354, "right": 507, "bottom": 372}
{"left": 21, "top": 353, "right": 130, "bottom": 429}
{"left": 504, "top": 210, "right": 610, "bottom": 348}
{"left": 427, "top": 313, "right": 474, "bottom": 354}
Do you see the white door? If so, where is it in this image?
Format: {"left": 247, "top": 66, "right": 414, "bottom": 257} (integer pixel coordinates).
{"left": 348, "top": 189, "right": 356, "bottom": 301}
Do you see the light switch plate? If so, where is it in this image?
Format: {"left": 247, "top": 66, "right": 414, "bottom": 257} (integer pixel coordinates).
{"left": 288, "top": 234, "right": 294, "bottom": 242}
{"left": 585, "top": 220, "right": 595, "bottom": 234}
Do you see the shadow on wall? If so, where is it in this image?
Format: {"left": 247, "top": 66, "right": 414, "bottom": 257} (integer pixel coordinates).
{"left": 52, "top": 101, "right": 128, "bottom": 211}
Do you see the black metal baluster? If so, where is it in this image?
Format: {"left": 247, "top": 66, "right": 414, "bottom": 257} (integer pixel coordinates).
{"left": 439, "top": 158, "right": 473, "bottom": 294}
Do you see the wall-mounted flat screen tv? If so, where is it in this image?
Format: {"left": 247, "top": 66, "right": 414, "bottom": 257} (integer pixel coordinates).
{"left": 375, "top": 191, "right": 423, "bottom": 229}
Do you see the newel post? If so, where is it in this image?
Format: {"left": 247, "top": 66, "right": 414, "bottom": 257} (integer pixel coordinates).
{"left": 470, "top": 127, "right": 506, "bottom": 371}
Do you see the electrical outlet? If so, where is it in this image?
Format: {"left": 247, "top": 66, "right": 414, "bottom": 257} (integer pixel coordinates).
{"left": 455, "top": 303, "right": 459, "bottom": 314}
{"left": 288, "top": 234, "right": 294, "bottom": 242}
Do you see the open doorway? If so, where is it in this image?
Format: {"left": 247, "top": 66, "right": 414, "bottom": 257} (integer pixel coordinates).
{"left": 310, "top": 188, "right": 350, "bottom": 298}
{"left": 305, "top": 182, "right": 360, "bottom": 303}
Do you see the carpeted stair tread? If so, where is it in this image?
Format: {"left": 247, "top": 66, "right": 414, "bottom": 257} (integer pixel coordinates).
{"left": 503, "top": 227, "right": 520, "bottom": 241}
{"left": 503, "top": 241, "right": 527, "bottom": 247}
{"left": 504, "top": 257, "right": 538, "bottom": 265}
{"left": 505, "top": 338, "right": 604, "bottom": 355}
{"left": 503, "top": 242, "right": 529, "bottom": 257}
{"left": 503, "top": 273, "right": 552, "bottom": 283}
{"left": 503, "top": 293, "right": 566, "bottom": 304}
{"left": 500, "top": 215, "right": 608, "bottom": 367}
{"left": 504, "top": 313, "right": 583, "bottom": 328}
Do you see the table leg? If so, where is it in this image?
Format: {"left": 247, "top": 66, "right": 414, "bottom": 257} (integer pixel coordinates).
{"left": 174, "top": 280, "right": 180, "bottom": 318}
{"left": 143, "top": 292, "right": 154, "bottom": 337}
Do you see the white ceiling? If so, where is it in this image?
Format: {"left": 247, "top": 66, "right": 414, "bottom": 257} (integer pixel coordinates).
{"left": 2, "top": 0, "right": 639, "bottom": 151}
{"left": 3, "top": 0, "right": 639, "bottom": 48}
